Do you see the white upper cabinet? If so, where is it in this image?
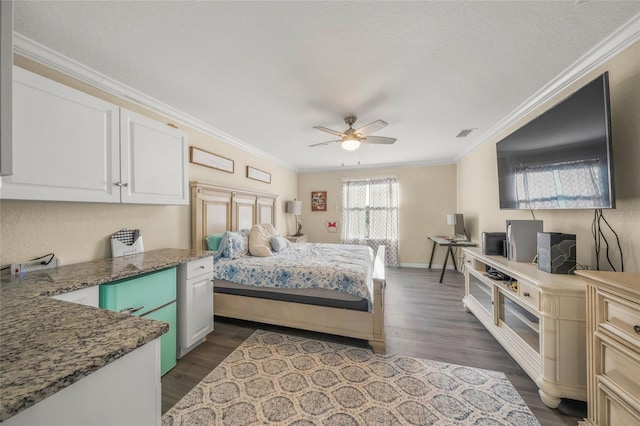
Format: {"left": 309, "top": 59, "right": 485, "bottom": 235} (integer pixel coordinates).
{"left": 0, "top": 0, "right": 13, "bottom": 176}
{"left": 2, "top": 67, "right": 120, "bottom": 202}
{"left": 1, "top": 67, "right": 188, "bottom": 205}
{"left": 120, "top": 109, "right": 188, "bottom": 205}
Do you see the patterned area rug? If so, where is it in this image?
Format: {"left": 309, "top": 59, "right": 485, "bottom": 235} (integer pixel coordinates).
{"left": 163, "top": 330, "right": 540, "bottom": 425}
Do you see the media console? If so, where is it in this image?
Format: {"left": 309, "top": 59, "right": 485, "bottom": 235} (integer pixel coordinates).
{"left": 462, "top": 247, "right": 587, "bottom": 408}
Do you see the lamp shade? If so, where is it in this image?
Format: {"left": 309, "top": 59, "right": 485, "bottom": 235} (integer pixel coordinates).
{"left": 446, "top": 214, "right": 457, "bottom": 225}
{"left": 286, "top": 200, "right": 302, "bottom": 215}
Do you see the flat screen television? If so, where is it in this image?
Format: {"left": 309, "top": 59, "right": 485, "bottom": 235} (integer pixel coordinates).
{"left": 496, "top": 72, "right": 615, "bottom": 210}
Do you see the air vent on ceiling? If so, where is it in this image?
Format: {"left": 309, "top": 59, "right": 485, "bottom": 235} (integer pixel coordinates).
{"left": 456, "top": 128, "right": 476, "bottom": 138}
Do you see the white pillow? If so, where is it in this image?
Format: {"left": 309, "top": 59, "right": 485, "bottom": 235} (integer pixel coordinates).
{"left": 249, "top": 224, "right": 279, "bottom": 257}
{"left": 270, "top": 236, "right": 289, "bottom": 252}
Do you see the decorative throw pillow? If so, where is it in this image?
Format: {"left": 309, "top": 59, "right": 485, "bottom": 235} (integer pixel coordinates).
{"left": 205, "top": 233, "right": 225, "bottom": 251}
{"left": 249, "top": 224, "right": 279, "bottom": 257}
{"left": 270, "top": 236, "right": 289, "bottom": 252}
{"left": 223, "top": 231, "right": 249, "bottom": 259}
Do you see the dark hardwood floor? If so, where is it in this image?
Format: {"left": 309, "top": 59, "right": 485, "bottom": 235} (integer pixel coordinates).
{"left": 162, "top": 266, "right": 582, "bottom": 425}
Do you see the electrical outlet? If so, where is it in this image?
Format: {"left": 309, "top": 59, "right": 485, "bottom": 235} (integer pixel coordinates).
{"left": 10, "top": 256, "right": 61, "bottom": 275}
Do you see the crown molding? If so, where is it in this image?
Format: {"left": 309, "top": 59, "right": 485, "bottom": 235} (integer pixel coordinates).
{"left": 455, "top": 12, "right": 640, "bottom": 162}
{"left": 12, "top": 33, "right": 297, "bottom": 172}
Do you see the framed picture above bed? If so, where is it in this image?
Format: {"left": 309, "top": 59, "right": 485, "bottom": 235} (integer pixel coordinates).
{"left": 311, "top": 191, "right": 327, "bottom": 211}
{"left": 190, "top": 147, "right": 234, "bottom": 173}
{"left": 247, "top": 166, "right": 271, "bottom": 184}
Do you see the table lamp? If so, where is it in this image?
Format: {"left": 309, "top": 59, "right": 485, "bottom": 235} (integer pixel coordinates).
{"left": 286, "top": 200, "right": 303, "bottom": 236}
{"left": 447, "top": 213, "right": 466, "bottom": 240}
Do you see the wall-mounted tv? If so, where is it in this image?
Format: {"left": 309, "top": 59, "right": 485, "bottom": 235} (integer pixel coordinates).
{"left": 497, "top": 72, "right": 615, "bottom": 210}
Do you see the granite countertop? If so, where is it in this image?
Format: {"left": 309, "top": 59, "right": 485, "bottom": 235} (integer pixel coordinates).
{"left": 0, "top": 248, "right": 213, "bottom": 422}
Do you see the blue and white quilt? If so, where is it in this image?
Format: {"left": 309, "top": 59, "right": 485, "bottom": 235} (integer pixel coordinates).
{"left": 213, "top": 243, "right": 375, "bottom": 310}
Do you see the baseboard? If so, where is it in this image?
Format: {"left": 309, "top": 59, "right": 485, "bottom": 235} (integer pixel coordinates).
{"left": 399, "top": 262, "right": 457, "bottom": 270}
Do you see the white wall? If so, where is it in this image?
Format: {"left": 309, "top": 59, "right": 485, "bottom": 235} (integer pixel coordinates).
{"left": 297, "top": 164, "right": 457, "bottom": 266}
{"left": 457, "top": 40, "right": 640, "bottom": 272}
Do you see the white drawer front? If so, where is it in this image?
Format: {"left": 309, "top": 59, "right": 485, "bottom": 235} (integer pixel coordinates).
{"left": 601, "top": 339, "right": 640, "bottom": 400}
{"left": 599, "top": 290, "right": 640, "bottom": 350}
{"left": 518, "top": 281, "right": 540, "bottom": 310}
{"left": 186, "top": 256, "right": 214, "bottom": 279}
{"left": 597, "top": 381, "right": 640, "bottom": 426}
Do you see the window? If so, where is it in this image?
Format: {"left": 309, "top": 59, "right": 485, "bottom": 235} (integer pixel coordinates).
{"left": 342, "top": 176, "right": 399, "bottom": 266}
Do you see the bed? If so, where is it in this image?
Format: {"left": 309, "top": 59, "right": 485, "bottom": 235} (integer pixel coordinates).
{"left": 191, "top": 181, "right": 386, "bottom": 353}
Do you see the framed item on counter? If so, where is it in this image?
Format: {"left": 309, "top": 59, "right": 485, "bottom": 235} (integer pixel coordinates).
{"left": 247, "top": 166, "right": 271, "bottom": 183}
{"left": 190, "top": 147, "right": 234, "bottom": 173}
{"left": 311, "top": 191, "right": 327, "bottom": 211}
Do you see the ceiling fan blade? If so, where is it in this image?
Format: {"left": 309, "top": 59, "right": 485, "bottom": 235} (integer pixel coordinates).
{"left": 354, "top": 120, "right": 388, "bottom": 136}
{"left": 313, "top": 126, "right": 345, "bottom": 137}
{"left": 362, "top": 136, "right": 396, "bottom": 145}
{"left": 308, "top": 140, "right": 341, "bottom": 147}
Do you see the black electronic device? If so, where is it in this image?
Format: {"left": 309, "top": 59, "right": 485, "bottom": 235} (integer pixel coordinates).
{"left": 485, "top": 267, "right": 513, "bottom": 282}
{"left": 537, "top": 232, "right": 577, "bottom": 274}
{"left": 482, "top": 232, "right": 506, "bottom": 256}
{"left": 496, "top": 72, "right": 615, "bottom": 210}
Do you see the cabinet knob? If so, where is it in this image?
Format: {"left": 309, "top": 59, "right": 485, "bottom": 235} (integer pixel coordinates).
{"left": 523, "top": 292, "right": 530, "bottom": 297}
{"left": 199, "top": 265, "right": 206, "bottom": 269}
{"left": 634, "top": 325, "right": 640, "bottom": 336}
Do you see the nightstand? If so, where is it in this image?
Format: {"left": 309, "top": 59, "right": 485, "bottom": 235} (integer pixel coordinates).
{"left": 285, "top": 235, "right": 308, "bottom": 244}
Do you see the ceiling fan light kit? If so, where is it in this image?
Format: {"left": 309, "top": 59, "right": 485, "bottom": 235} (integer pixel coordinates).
{"left": 311, "top": 116, "right": 397, "bottom": 152}
{"left": 341, "top": 138, "right": 361, "bottom": 151}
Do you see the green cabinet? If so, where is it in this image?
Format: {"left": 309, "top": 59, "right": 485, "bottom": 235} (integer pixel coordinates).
{"left": 100, "top": 268, "right": 177, "bottom": 375}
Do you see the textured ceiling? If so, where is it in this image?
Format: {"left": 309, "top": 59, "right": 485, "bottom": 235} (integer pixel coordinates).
{"left": 13, "top": 1, "right": 640, "bottom": 172}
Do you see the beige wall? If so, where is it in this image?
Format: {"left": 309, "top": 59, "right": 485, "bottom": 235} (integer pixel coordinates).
{"left": 297, "top": 164, "right": 457, "bottom": 265}
{"left": 458, "top": 40, "right": 640, "bottom": 272}
{"left": 0, "top": 56, "right": 297, "bottom": 267}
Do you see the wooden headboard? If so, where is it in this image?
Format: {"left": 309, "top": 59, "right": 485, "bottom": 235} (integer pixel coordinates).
{"left": 191, "top": 181, "right": 278, "bottom": 250}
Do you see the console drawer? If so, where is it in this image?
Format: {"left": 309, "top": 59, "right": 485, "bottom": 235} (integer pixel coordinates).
{"left": 597, "top": 380, "right": 640, "bottom": 426}
{"left": 600, "top": 336, "right": 640, "bottom": 399}
{"left": 519, "top": 281, "right": 540, "bottom": 310}
{"left": 598, "top": 290, "right": 640, "bottom": 350}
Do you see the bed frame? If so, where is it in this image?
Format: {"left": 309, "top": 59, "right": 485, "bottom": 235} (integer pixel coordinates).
{"left": 191, "top": 181, "right": 386, "bottom": 353}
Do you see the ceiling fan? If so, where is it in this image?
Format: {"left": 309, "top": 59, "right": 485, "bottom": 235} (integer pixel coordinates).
{"left": 309, "top": 116, "right": 397, "bottom": 151}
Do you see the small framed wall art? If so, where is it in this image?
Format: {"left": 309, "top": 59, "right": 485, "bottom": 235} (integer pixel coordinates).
{"left": 190, "top": 147, "right": 234, "bottom": 173}
{"left": 247, "top": 166, "right": 271, "bottom": 184}
{"left": 311, "top": 191, "right": 327, "bottom": 211}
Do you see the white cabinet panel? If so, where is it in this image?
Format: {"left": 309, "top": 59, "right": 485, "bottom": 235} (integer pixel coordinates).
{"left": 120, "top": 109, "right": 188, "bottom": 205}
{"left": 4, "top": 338, "right": 161, "bottom": 426}
{"left": 177, "top": 257, "right": 214, "bottom": 358}
{"left": 185, "top": 275, "right": 214, "bottom": 342}
{"left": 0, "top": 0, "right": 13, "bottom": 176}
{"left": 2, "top": 68, "right": 120, "bottom": 202}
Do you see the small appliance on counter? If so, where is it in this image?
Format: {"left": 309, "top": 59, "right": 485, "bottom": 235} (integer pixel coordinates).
{"left": 111, "top": 228, "right": 144, "bottom": 257}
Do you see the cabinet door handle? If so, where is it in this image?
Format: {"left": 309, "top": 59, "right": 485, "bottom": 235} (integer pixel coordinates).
{"left": 199, "top": 265, "right": 206, "bottom": 269}
{"left": 114, "top": 182, "right": 129, "bottom": 187}
{"left": 120, "top": 305, "right": 144, "bottom": 315}
{"left": 523, "top": 292, "right": 530, "bottom": 297}
{"left": 634, "top": 325, "right": 640, "bottom": 335}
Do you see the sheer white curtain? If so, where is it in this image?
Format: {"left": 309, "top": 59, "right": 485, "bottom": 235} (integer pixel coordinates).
{"left": 342, "top": 177, "right": 399, "bottom": 266}
{"left": 516, "top": 159, "right": 605, "bottom": 208}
